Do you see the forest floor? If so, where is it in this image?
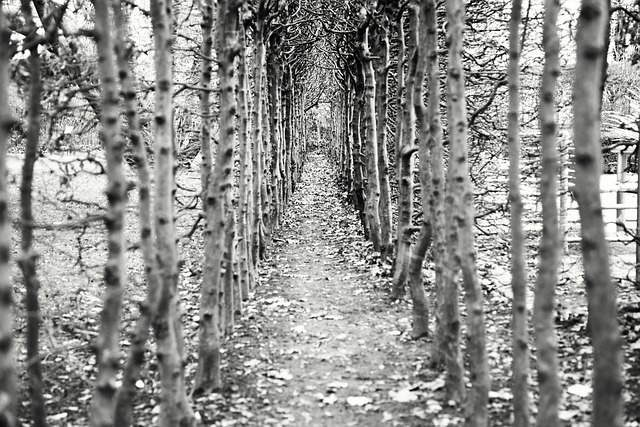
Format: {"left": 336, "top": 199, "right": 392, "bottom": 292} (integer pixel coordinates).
{"left": 10, "top": 152, "right": 640, "bottom": 426}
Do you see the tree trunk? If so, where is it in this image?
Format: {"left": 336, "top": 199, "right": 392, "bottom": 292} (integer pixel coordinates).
{"left": 223, "top": 204, "right": 236, "bottom": 335}
{"left": 90, "top": 1, "right": 128, "bottom": 424}
{"left": 358, "top": 22, "right": 382, "bottom": 251}
{"left": 373, "top": 17, "right": 393, "bottom": 261}
{"left": 238, "top": 18, "right": 253, "bottom": 299}
{"left": 535, "top": 1, "right": 562, "bottom": 425}
{"left": 149, "top": 0, "right": 194, "bottom": 424}
{"left": 406, "top": 1, "right": 431, "bottom": 339}
{"left": 0, "top": 6, "right": 17, "bottom": 427}
{"left": 392, "top": 5, "right": 418, "bottom": 300}
{"left": 507, "top": 1, "right": 529, "bottom": 426}
{"left": 194, "top": 0, "right": 241, "bottom": 395}
{"left": 574, "top": 1, "right": 623, "bottom": 426}
{"left": 394, "top": 12, "right": 405, "bottom": 185}
{"left": 111, "top": 0, "right": 163, "bottom": 423}
{"left": 18, "top": 1, "right": 47, "bottom": 426}
{"left": 445, "top": 0, "right": 490, "bottom": 424}
{"left": 252, "top": 12, "right": 267, "bottom": 270}
{"left": 352, "top": 78, "right": 368, "bottom": 238}
{"left": 425, "top": 0, "right": 448, "bottom": 369}
{"left": 267, "top": 50, "right": 284, "bottom": 230}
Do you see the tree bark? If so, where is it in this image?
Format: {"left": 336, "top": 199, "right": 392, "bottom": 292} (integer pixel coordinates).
{"left": 267, "top": 48, "right": 284, "bottom": 230}
{"left": 238, "top": 17, "right": 253, "bottom": 299}
{"left": 392, "top": 5, "right": 418, "bottom": 300}
{"left": 194, "top": 0, "right": 241, "bottom": 395}
{"left": 89, "top": 1, "right": 128, "bottom": 424}
{"left": 394, "top": 12, "right": 405, "bottom": 184}
{"left": 111, "top": 0, "right": 163, "bottom": 423}
{"left": 251, "top": 13, "right": 266, "bottom": 271}
{"left": 406, "top": 1, "right": 430, "bottom": 339}
{"left": 424, "top": 0, "right": 448, "bottom": 369}
{"left": 18, "top": 1, "right": 47, "bottom": 426}
{"left": 0, "top": 6, "right": 17, "bottom": 427}
{"left": 445, "top": 0, "right": 490, "bottom": 424}
{"left": 358, "top": 21, "right": 382, "bottom": 251}
{"left": 352, "top": 75, "right": 368, "bottom": 238}
{"left": 372, "top": 16, "right": 393, "bottom": 261}
{"left": 149, "top": 0, "right": 194, "bottom": 424}
{"left": 574, "top": 1, "right": 623, "bottom": 426}
{"left": 507, "top": 1, "right": 529, "bottom": 426}
{"left": 535, "top": 1, "right": 562, "bottom": 425}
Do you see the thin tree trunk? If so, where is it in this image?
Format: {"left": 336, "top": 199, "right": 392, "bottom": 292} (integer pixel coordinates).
{"left": 358, "top": 21, "right": 382, "bottom": 251}
{"left": 426, "top": 0, "right": 448, "bottom": 369}
{"left": 194, "top": 0, "right": 241, "bottom": 395}
{"left": 344, "top": 86, "right": 354, "bottom": 194}
{"left": 394, "top": 12, "right": 405, "bottom": 184}
{"left": 267, "top": 52, "right": 283, "bottom": 230}
{"left": 149, "top": 0, "right": 194, "bottom": 424}
{"left": 352, "top": 80, "right": 368, "bottom": 237}
{"left": 19, "top": 1, "right": 47, "bottom": 426}
{"left": 223, "top": 203, "right": 236, "bottom": 335}
{"left": 0, "top": 6, "right": 17, "bottom": 427}
{"left": 238, "top": 18, "right": 252, "bottom": 299}
{"left": 392, "top": 5, "right": 418, "bottom": 300}
{"left": 574, "top": 1, "right": 623, "bottom": 426}
{"left": 535, "top": 1, "right": 561, "bottom": 425}
{"left": 90, "top": 1, "right": 127, "bottom": 424}
{"left": 406, "top": 0, "right": 430, "bottom": 339}
{"left": 260, "top": 66, "right": 271, "bottom": 255}
{"left": 111, "top": 0, "right": 163, "bottom": 423}
{"left": 373, "top": 18, "right": 393, "bottom": 260}
{"left": 251, "top": 22, "right": 264, "bottom": 274}
{"left": 507, "top": 0, "right": 529, "bottom": 426}
{"left": 445, "top": 0, "right": 490, "bottom": 424}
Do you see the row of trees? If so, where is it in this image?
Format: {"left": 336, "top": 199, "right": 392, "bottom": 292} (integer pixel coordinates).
{"left": 0, "top": 0, "right": 322, "bottom": 425}
{"left": 327, "top": 0, "right": 624, "bottom": 426}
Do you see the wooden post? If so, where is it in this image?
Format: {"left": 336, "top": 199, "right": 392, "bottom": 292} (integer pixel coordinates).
{"left": 616, "top": 151, "right": 628, "bottom": 234}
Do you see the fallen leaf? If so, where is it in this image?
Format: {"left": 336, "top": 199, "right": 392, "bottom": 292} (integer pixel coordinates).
{"left": 244, "top": 359, "right": 261, "bottom": 367}
{"left": 323, "top": 394, "right": 338, "bottom": 405}
{"left": 346, "top": 396, "right": 372, "bottom": 406}
{"left": 422, "top": 378, "right": 445, "bottom": 391}
{"left": 327, "top": 381, "right": 349, "bottom": 389}
{"left": 292, "top": 325, "right": 307, "bottom": 334}
{"left": 266, "top": 369, "right": 294, "bottom": 381}
{"left": 567, "top": 383, "right": 591, "bottom": 398}
{"left": 48, "top": 413, "right": 68, "bottom": 422}
{"left": 389, "top": 388, "right": 418, "bottom": 402}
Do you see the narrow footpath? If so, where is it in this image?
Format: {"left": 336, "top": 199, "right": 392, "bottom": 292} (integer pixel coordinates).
{"left": 197, "top": 153, "right": 461, "bottom": 427}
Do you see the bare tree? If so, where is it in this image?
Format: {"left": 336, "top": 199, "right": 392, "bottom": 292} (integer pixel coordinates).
{"left": 150, "top": 0, "right": 194, "bottom": 423}
{"left": 194, "top": 0, "right": 242, "bottom": 395}
{"left": 111, "top": 0, "right": 164, "bottom": 423}
{"left": 392, "top": 3, "right": 418, "bottom": 300}
{"left": 507, "top": 1, "right": 529, "bottom": 426}
{"left": 535, "top": 0, "right": 562, "bottom": 425}
{"left": 89, "top": 0, "right": 128, "bottom": 424}
{"left": 574, "top": 1, "right": 623, "bottom": 426}
{"left": 0, "top": 5, "right": 17, "bottom": 427}
{"left": 407, "top": 0, "right": 430, "bottom": 339}
{"left": 358, "top": 13, "right": 382, "bottom": 251}
{"left": 18, "top": 1, "right": 47, "bottom": 426}
{"left": 445, "top": 0, "right": 490, "bottom": 424}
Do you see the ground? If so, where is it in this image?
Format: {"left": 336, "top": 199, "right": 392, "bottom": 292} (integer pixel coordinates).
{"left": 9, "top": 152, "right": 640, "bottom": 426}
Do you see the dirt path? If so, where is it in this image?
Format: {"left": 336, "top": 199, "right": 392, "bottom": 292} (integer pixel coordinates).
{"left": 199, "top": 154, "right": 459, "bottom": 427}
